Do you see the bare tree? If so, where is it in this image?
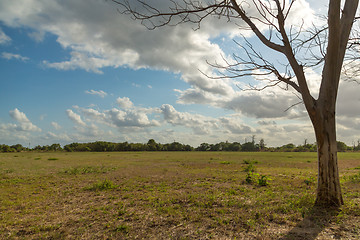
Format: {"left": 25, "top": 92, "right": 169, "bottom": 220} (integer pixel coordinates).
{"left": 114, "top": 0, "right": 359, "bottom": 207}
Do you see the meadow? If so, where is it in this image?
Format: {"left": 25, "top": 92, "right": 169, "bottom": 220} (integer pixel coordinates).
{"left": 0, "top": 151, "right": 359, "bottom": 239}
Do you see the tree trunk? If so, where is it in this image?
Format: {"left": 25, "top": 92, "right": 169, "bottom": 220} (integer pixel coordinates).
{"left": 311, "top": 103, "right": 343, "bottom": 207}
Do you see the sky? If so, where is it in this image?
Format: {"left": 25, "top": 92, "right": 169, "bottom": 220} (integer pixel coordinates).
{"left": 0, "top": 0, "right": 360, "bottom": 148}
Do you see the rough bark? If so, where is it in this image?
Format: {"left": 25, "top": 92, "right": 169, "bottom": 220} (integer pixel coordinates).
{"left": 311, "top": 100, "right": 343, "bottom": 206}
{"left": 308, "top": 0, "right": 358, "bottom": 207}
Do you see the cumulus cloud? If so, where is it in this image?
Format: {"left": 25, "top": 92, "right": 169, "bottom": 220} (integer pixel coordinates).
{"left": 8, "top": 108, "right": 41, "bottom": 132}
{"left": 85, "top": 89, "right": 108, "bottom": 98}
{"left": 72, "top": 98, "right": 160, "bottom": 130}
{"left": 0, "top": 0, "right": 240, "bottom": 96}
{"left": 1, "top": 52, "right": 29, "bottom": 61}
{"left": 219, "top": 116, "right": 257, "bottom": 134}
{"left": 107, "top": 108, "right": 160, "bottom": 128}
{"left": 66, "top": 109, "right": 86, "bottom": 126}
{"left": 117, "top": 97, "right": 134, "bottom": 109}
{"left": 161, "top": 104, "right": 219, "bottom": 135}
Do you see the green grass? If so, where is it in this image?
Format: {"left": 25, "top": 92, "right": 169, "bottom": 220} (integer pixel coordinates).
{"left": 0, "top": 151, "right": 359, "bottom": 239}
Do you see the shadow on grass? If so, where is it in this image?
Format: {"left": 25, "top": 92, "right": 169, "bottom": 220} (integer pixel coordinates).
{"left": 280, "top": 206, "right": 339, "bottom": 240}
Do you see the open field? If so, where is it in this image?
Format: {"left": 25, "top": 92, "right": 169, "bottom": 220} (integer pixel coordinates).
{"left": 0, "top": 152, "right": 359, "bottom": 239}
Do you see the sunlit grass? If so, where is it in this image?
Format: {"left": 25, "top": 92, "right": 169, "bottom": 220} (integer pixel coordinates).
{"left": 0, "top": 152, "right": 359, "bottom": 239}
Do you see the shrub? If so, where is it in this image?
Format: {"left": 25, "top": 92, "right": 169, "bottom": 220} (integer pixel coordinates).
{"left": 243, "top": 163, "right": 256, "bottom": 173}
{"left": 245, "top": 172, "right": 271, "bottom": 186}
{"left": 258, "top": 175, "right": 271, "bottom": 186}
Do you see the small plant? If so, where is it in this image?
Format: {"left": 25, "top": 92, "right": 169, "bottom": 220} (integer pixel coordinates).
{"left": 245, "top": 172, "right": 271, "bottom": 186}
{"left": 243, "top": 159, "right": 252, "bottom": 164}
{"left": 245, "top": 172, "right": 255, "bottom": 184}
{"left": 304, "top": 176, "right": 316, "bottom": 185}
{"left": 48, "top": 158, "right": 58, "bottom": 161}
{"left": 61, "top": 166, "right": 116, "bottom": 175}
{"left": 347, "top": 172, "right": 360, "bottom": 183}
{"left": 114, "top": 224, "right": 129, "bottom": 233}
{"left": 34, "top": 157, "right": 41, "bottom": 160}
{"left": 243, "top": 159, "right": 258, "bottom": 164}
{"left": 258, "top": 175, "right": 271, "bottom": 186}
{"left": 220, "top": 161, "right": 230, "bottom": 165}
{"left": 243, "top": 163, "right": 256, "bottom": 173}
{"left": 85, "top": 179, "right": 118, "bottom": 191}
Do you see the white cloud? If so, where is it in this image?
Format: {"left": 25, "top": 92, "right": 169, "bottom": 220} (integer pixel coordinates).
{"left": 219, "top": 116, "right": 257, "bottom": 134}
{"left": 85, "top": 89, "right": 108, "bottom": 98}
{"left": 8, "top": 108, "right": 41, "bottom": 132}
{"left": 161, "top": 104, "right": 219, "bottom": 135}
{"left": 0, "top": 28, "right": 11, "bottom": 44}
{"left": 51, "top": 121, "right": 61, "bottom": 130}
{"left": 117, "top": 97, "right": 133, "bottom": 109}
{"left": 66, "top": 109, "right": 86, "bottom": 126}
{"left": 1, "top": 52, "right": 29, "bottom": 61}
{"left": 72, "top": 98, "right": 160, "bottom": 130}
{"left": 107, "top": 108, "right": 160, "bottom": 128}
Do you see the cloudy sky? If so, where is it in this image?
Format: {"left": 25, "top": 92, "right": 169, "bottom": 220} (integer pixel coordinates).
{"left": 1, "top": 0, "right": 360, "bottom": 148}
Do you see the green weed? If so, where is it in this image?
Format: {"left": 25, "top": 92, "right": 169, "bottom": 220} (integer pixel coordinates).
{"left": 347, "top": 172, "right": 360, "bottom": 183}
{"left": 61, "top": 166, "right": 116, "bottom": 175}
{"left": 85, "top": 179, "right": 118, "bottom": 191}
{"left": 246, "top": 172, "right": 271, "bottom": 186}
{"left": 220, "top": 161, "right": 230, "bottom": 165}
{"left": 114, "top": 224, "right": 129, "bottom": 233}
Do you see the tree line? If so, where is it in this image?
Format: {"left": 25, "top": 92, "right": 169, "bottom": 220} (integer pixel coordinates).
{"left": 1, "top": 139, "right": 359, "bottom": 153}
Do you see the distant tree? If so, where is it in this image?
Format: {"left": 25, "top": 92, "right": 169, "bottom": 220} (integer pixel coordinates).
{"left": 241, "top": 141, "right": 259, "bottom": 152}
{"left": 49, "top": 143, "right": 62, "bottom": 151}
{"left": 196, "top": 143, "right": 211, "bottom": 151}
{"left": 147, "top": 139, "right": 159, "bottom": 151}
{"left": 279, "top": 143, "right": 296, "bottom": 152}
{"left": 10, "top": 144, "right": 24, "bottom": 152}
{"left": 0, "top": 144, "right": 15, "bottom": 152}
{"left": 259, "top": 139, "right": 266, "bottom": 151}
{"left": 228, "top": 142, "right": 241, "bottom": 151}
{"left": 336, "top": 141, "right": 348, "bottom": 152}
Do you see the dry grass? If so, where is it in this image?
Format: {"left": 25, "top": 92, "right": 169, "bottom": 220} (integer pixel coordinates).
{"left": 0, "top": 152, "right": 359, "bottom": 239}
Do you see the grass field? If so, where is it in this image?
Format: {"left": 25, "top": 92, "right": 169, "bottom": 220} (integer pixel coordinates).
{"left": 0, "top": 152, "right": 359, "bottom": 239}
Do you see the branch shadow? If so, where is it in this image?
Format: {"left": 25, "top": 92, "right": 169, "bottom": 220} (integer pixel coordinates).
{"left": 279, "top": 206, "right": 340, "bottom": 240}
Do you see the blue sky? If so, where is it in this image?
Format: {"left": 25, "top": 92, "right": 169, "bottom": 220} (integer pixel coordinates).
{"left": 1, "top": 0, "right": 360, "bottom": 148}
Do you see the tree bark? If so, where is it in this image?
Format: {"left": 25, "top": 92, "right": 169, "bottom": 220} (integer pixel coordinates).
{"left": 311, "top": 99, "right": 343, "bottom": 207}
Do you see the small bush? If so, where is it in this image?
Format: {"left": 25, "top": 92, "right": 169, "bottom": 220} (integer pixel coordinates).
{"left": 243, "top": 159, "right": 252, "bottom": 164}
{"left": 245, "top": 172, "right": 271, "bottom": 186}
{"left": 48, "top": 158, "right": 58, "bottom": 161}
{"left": 258, "top": 175, "right": 271, "bottom": 186}
{"left": 243, "top": 163, "right": 256, "bottom": 173}
{"left": 245, "top": 172, "right": 254, "bottom": 184}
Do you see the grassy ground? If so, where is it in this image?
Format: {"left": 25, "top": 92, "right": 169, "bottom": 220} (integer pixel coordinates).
{"left": 0, "top": 151, "right": 359, "bottom": 239}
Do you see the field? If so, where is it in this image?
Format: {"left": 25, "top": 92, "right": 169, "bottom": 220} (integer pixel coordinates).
{"left": 0, "top": 152, "right": 359, "bottom": 239}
